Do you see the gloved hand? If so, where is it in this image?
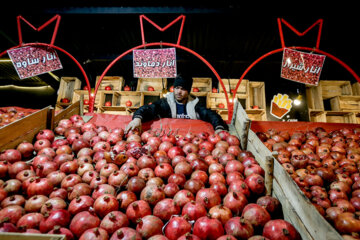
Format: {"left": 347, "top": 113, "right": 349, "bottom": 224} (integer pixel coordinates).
{"left": 215, "top": 128, "right": 228, "bottom": 135}
{"left": 125, "top": 118, "right": 142, "bottom": 134}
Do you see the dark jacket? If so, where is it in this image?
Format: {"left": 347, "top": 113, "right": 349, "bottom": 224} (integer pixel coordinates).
{"left": 133, "top": 92, "right": 229, "bottom": 131}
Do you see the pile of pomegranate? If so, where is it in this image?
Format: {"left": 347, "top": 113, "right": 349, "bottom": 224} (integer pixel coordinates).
{"left": 257, "top": 126, "right": 360, "bottom": 238}
{"left": 0, "top": 114, "right": 301, "bottom": 240}
{"left": 0, "top": 107, "right": 35, "bottom": 128}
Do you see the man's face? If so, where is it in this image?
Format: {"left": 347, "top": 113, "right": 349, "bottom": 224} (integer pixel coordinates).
{"left": 174, "top": 86, "right": 189, "bottom": 103}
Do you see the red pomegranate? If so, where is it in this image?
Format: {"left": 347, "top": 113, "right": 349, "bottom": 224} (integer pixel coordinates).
{"left": 262, "top": 219, "right": 301, "bottom": 240}
{"left": 193, "top": 214, "right": 225, "bottom": 240}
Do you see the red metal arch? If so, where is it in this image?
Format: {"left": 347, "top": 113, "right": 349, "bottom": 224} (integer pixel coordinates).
{"left": 0, "top": 43, "right": 91, "bottom": 97}
{"left": 232, "top": 46, "right": 360, "bottom": 116}
{"left": 90, "top": 42, "right": 232, "bottom": 116}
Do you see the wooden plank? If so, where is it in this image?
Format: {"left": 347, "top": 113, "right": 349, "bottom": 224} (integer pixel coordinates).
{"left": 231, "top": 100, "right": 251, "bottom": 150}
{"left": 306, "top": 84, "right": 324, "bottom": 110}
{"left": 248, "top": 81, "right": 266, "bottom": 110}
{"left": 352, "top": 82, "right": 360, "bottom": 96}
{"left": 320, "top": 80, "right": 352, "bottom": 99}
{"left": 136, "top": 78, "right": 167, "bottom": 92}
{"left": 192, "top": 77, "right": 212, "bottom": 92}
{"left": 330, "top": 95, "right": 360, "bottom": 111}
{"left": 95, "top": 76, "right": 125, "bottom": 91}
{"left": 272, "top": 179, "right": 314, "bottom": 240}
{"left": 0, "top": 232, "right": 65, "bottom": 240}
{"left": 53, "top": 101, "right": 81, "bottom": 128}
{"left": 0, "top": 106, "right": 51, "bottom": 151}
{"left": 272, "top": 159, "right": 343, "bottom": 240}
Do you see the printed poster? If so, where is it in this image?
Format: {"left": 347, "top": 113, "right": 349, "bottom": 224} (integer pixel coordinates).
{"left": 281, "top": 48, "right": 325, "bottom": 86}
{"left": 7, "top": 46, "right": 63, "bottom": 79}
{"left": 133, "top": 48, "right": 177, "bottom": 78}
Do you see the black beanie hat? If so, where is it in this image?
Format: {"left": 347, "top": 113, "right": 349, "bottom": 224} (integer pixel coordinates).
{"left": 173, "top": 75, "right": 193, "bottom": 92}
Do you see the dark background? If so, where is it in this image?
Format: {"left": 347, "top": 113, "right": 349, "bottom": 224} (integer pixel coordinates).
{"left": 1, "top": 1, "right": 359, "bottom": 121}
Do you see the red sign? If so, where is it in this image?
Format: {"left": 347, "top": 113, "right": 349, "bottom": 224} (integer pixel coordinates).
{"left": 281, "top": 48, "right": 325, "bottom": 86}
{"left": 133, "top": 48, "right": 177, "bottom": 78}
{"left": 7, "top": 46, "right": 63, "bottom": 79}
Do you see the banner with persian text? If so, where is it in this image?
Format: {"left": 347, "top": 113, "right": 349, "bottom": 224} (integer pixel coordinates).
{"left": 281, "top": 48, "right": 325, "bottom": 86}
{"left": 7, "top": 46, "right": 63, "bottom": 79}
{"left": 133, "top": 48, "right": 177, "bottom": 78}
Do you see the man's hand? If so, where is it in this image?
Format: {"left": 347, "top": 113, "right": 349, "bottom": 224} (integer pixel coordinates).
{"left": 215, "top": 128, "right": 228, "bottom": 134}
{"left": 125, "top": 118, "right": 142, "bottom": 134}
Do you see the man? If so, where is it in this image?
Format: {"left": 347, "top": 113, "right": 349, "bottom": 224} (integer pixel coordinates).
{"left": 125, "top": 75, "right": 229, "bottom": 134}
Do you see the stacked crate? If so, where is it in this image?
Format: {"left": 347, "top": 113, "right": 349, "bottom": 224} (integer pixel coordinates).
{"left": 306, "top": 80, "right": 360, "bottom": 123}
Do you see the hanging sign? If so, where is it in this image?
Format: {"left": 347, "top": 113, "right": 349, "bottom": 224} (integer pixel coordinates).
{"left": 281, "top": 48, "right": 325, "bottom": 86}
{"left": 7, "top": 46, "right": 63, "bottom": 79}
{"left": 270, "top": 93, "right": 293, "bottom": 119}
{"left": 133, "top": 48, "right": 177, "bottom": 78}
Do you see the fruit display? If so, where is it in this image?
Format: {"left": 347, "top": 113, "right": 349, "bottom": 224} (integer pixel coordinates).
{"left": 0, "top": 114, "right": 301, "bottom": 239}
{"left": 0, "top": 107, "right": 36, "bottom": 128}
{"left": 257, "top": 126, "right": 360, "bottom": 237}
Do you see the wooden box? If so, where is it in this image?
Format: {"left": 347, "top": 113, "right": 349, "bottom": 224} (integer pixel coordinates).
{"left": 136, "top": 78, "right": 167, "bottom": 92}
{"left": 330, "top": 95, "right": 360, "bottom": 111}
{"left": 207, "top": 93, "right": 230, "bottom": 109}
{"left": 95, "top": 76, "right": 124, "bottom": 91}
{"left": 0, "top": 232, "right": 65, "bottom": 240}
{"left": 56, "top": 77, "right": 81, "bottom": 104}
{"left": 319, "top": 80, "right": 352, "bottom": 99}
{"left": 246, "top": 109, "right": 267, "bottom": 121}
{"left": 219, "top": 79, "right": 249, "bottom": 94}
{"left": 325, "top": 111, "right": 357, "bottom": 123}
{"left": 114, "top": 91, "right": 142, "bottom": 108}
{"left": 73, "top": 90, "right": 101, "bottom": 113}
{"left": 306, "top": 84, "right": 324, "bottom": 111}
{"left": 192, "top": 77, "right": 212, "bottom": 92}
{"left": 248, "top": 81, "right": 266, "bottom": 110}
{"left": 141, "top": 92, "right": 161, "bottom": 106}
{"left": 352, "top": 82, "right": 360, "bottom": 96}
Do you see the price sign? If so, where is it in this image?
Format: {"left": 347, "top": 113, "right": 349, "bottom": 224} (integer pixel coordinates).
{"left": 281, "top": 48, "right": 325, "bottom": 86}
{"left": 7, "top": 46, "right": 63, "bottom": 79}
{"left": 133, "top": 48, "right": 177, "bottom": 78}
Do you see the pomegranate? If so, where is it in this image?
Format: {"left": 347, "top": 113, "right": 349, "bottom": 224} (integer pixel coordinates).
{"left": 69, "top": 210, "right": 101, "bottom": 238}
{"left": 68, "top": 195, "right": 94, "bottom": 215}
{"left": 241, "top": 203, "right": 271, "bottom": 227}
{"left": 110, "top": 227, "right": 142, "bottom": 240}
{"left": 78, "top": 227, "right": 108, "bottom": 240}
{"left": 39, "top": 209, "right": 71, "bottom": 233}
{"left": 27, "top": 178, "right": 53, "bottom": 197}
{"left": 195, "top": 188, "right": 221, "bottom": 210}
{"left": 136, "top": 215, "right": 164, "bottom": 239}
{"left": 125, "top": 200, "right": 152, "bottom": 223}
{"left": 181, "top": 200, "right": 207, "bottom": 221}
{"left": 117, "top": 191, "right": 137, "bottom": 210}
{"left": 100, "top": 211, "right": 129, "bottom": 235}
{"left": 94, "top": 194, "right": 119, "bottom": 218}
{"left": 209, "top": 204, "right": 233, "bottom": 225}
{"left": 153, "top": 198, "right": 181, "bottom": 221}
{"left": 16, "top": 212, "right": 44, "bottom": 230}
{"left": 164, "top": 215, "right": 192, "bottom": 240}
{"left": 193, "top": 214, "right": 225, "bottom": 240}
{"left": 224, "top": 216, "right": 254, "bottom": 239}
{"left": 262, "top": 219, "right": 301, "bottom": 240}
{"left": 223, "top": 191, "right": 248, "bottom": 215}
{"left": 24, "top": 195, "right": 48, "bottom": 213}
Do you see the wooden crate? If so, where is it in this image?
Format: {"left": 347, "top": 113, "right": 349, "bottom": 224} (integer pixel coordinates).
{"left": 306, "top": 84, "right": 324, "bottom": 110}
{"left": 352, "top": 82, "right": 360, "bottom": 95}
{"left": 330, "top": 95, "right": 360, "bottom": 111}
{"left": 207, "top": 93, "right": 229, "bottom": 109}
{"left": 0, "top": 106, "right": 53, "bottom": 151}
{"left": 309, "top": 110, "right": 326, "bottom": 122}
{"left": 99, "top": 106, "right": 137, "bottom": 115}
{"left": 319, "top": 80, "right": 352, "bottom": 99}
{"left": 141, "top": 91, "right": 161, "bottom": 106}
{"left": 246, "top": 109, "right": 267, "bottom": 121}
{"left": 248, "top": 81, "right": 266, "bottom": 110}
{"left": 73, "top": 90, "right": 102, "bottom": 113}
{"left": 219, "top": 79, "right": 249, "bottom": 94}
{"left": 0, "top": 232, "right": 65, "bottom": 240}
{"left": 114, "top": 91, "right": 142, "bottom": 108}
{"left": 192, "top": 77, "right": 212, "bottom": 92}
{"left": 56, "top": 77, "right": 81, "bottom": 103}
{"left": 245, "top": 130, "right": 343, "bottom": 240}
{"left": 325, "top": 111, "right": 357, "bottom": 123}
{"left": 136, "top": 78, "right": 167, "bottom": 92}
{"left": 95, "top": 76, "right": 124, "bottom": 91}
